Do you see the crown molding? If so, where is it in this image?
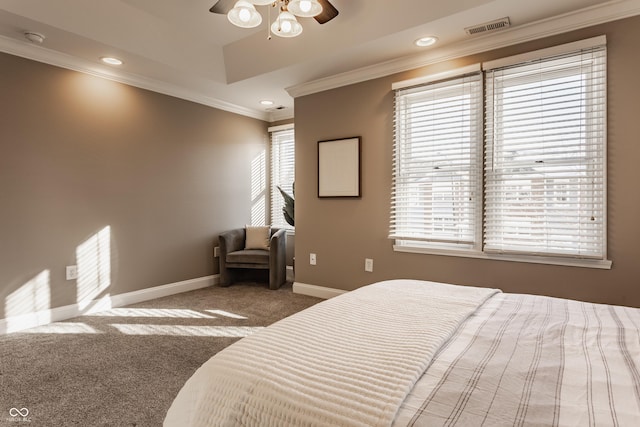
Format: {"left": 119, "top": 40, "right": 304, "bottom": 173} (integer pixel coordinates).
{"left": 0, "top": 35, "right": 269, "bottom": 121}
{"left": 3, "top": 0, "right": 636, "bottom": 118}
{"left": 268, "top": 108, "right": 295, "bottom": 122}
{"left": 286, "top": 0, "right": 640, "bottom": 98}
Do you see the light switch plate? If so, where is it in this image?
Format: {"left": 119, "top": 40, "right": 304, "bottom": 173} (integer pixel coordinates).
{"left": 365, "top": 258, "right": 374, "bottom": 272}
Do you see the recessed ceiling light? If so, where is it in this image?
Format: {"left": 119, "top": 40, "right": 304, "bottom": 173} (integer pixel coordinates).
{"left": 260, "top": 100, "right": 274, "bottom": 106}
{"left": 101, "top": 57, "right": 123, "bottom": 66}
{"left": 415, "top": 36, "right": 438, "bottom": 47}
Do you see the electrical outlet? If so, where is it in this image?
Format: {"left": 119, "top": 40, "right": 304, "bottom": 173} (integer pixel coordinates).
{"left": 310, "top": 253, "right": 317, "bottom": 265}
{"left": 365, "top": 258, "right": 374, "bottom": 272}
{"left": 66, "top": 265, "right": 78, "bottom": 280}
{"left": 214, "top": 246, "right": 220, "bottom": 257}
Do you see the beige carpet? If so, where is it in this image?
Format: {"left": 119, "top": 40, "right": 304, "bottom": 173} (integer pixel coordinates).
{"left": 0, "top": 282, "right": 321, "bottom": 426}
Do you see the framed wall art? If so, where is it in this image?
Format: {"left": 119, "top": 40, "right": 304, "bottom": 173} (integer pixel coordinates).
{"left": 317, "top": 136, "right": 361, "bottom": 198}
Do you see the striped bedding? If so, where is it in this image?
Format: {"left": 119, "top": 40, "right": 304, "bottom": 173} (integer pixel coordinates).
{"left": 165, "top": 281, "right": 640, "bottom": 426}
{"left": 393, "top": 292, "right": 640, "bottom": 426}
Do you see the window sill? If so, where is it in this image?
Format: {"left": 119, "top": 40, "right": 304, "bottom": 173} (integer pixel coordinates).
{"left": 393, "top": 244, "right": 612, "bottom": 270}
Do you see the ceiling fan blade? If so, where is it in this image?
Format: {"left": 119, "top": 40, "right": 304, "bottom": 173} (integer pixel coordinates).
{"left": 314, "top": 0, "right": 339, "bottom": 24}
{"left": 209, "top": 0, "right": 236, "bottom": 14}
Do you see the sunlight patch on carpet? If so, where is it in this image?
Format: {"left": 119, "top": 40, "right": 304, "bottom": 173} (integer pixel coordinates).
{"left": 109, "top": 324, "right": 264, "bottom": 337}
{"left": 87, "top": 308, "right": 215, "bottom": 318}
{"left": 21, "top": 322, "right": 100, "bottom": 334}
{"left": 205, "top": 309, "right": 248, "bottom": 319}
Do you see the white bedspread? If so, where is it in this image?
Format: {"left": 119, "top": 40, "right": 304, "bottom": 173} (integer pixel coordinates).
{"left": 164, "top": 280, "right": 499, "bottom": 426}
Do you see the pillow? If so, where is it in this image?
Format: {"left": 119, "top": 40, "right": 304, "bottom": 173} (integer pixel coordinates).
{"left": 245, "top": 225, "right": 270, "bottom": 250}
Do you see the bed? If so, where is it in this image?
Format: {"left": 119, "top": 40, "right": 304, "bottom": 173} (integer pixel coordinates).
{"left": 164, "top": 279, "right": 640, "bottom": 426}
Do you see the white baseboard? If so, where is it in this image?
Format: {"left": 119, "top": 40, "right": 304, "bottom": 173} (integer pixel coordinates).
{"left": 109, "top": 275, "right": 219, "bottom": 307}
{"left": 292, "top": 282, "right": 348, "bottom": 299}
{"left": 286, "top": 266, "right": 294, "bottom": 282}
{"left": 0, "top": 274, "right": 219, "bottom": 334}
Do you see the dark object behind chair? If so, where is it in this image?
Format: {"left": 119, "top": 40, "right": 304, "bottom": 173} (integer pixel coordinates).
{"left": 218, "top": 227, "right": 286, "bottom": 289}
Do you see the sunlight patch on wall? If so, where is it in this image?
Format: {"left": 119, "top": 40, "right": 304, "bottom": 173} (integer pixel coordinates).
{"left": 205, "top": 309, "right": 248, "bottom": 319}
{"left": 3, "top": 270, "right": 51, "bottom": 331}
{"left": 76, "top": 226, "right": 111, "bottom": 311}
{"left": 251, "top": 150, "right": 266, "bottom": 226}
{"left": 21, "top": 322, "right": 100, "bottom": 334}
{"left": 110, "top": 324, "right": 263, "bottom": 337}
{"left": 87, "top": 308, "right": 215, "bottom": 318}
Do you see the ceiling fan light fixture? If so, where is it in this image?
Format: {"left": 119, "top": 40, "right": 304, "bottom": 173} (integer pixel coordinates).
{"left": 288, "top": 0, "right": 322, "bottom": 18}
{"left": 271, "top": 11, "right": 303, "bottom": 37}
{"left": 228, "top": 0, "right": 262, "bottom": 28}
{"left": 249, "top": 0, "right": 274, "bottom": 5}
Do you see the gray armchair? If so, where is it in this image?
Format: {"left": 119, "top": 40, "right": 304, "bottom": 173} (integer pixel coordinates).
{"left": 218, "top": 227, "right": 286, "bottom": 290}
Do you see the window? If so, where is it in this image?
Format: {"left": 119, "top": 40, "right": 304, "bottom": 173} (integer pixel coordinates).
{"left": 391, "top": 37, "right": 609, "bottom": 267}
{"left": 484, "top": 46, "right": 606, "bottom": 259}
{"left": 391, "top": 71, "right": 483, "bottom": 249}
{"left": 269, "top": 125, "right": 295, "bottom": 228}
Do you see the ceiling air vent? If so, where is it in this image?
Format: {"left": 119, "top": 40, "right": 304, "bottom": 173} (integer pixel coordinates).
{"left": 465, "top": 17, "right": 511, "bottom": 36}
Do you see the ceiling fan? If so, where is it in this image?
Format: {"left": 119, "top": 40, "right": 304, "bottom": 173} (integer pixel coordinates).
{"left": 210, "top": 0, "right": 339, "bottom": 38}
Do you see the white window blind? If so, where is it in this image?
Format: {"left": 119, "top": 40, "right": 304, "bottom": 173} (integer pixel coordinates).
{"left": 391, "top": 73, "right": 483, "bottom": 247}
{"left": 484, "top": 45, "right": 606, "bottom": 259}
{"left": 270, "top": 127, "right": 295, "bottom": 228}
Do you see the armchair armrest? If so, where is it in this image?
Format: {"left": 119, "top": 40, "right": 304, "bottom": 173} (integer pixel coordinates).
{"left": 219, "top": 228, "right": 246, "bottom": 287}
{"left": 269, "top": 228, "right": 287, "bottom": 290}
{"left": 269, "top": 229, "right": 286, "bottom": 253}
{"left": 220, "top": 228, "right": 245, "bottom": 255}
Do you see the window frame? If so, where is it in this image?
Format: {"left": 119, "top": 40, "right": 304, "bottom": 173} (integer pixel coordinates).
{"left": 391, "top": 69, "right": 483, "bottom": 250}
{"left": 268, "top": 124, "right": 295, "bottom": 230}
{"left": 390, "top": 37, "right": 611, "bottom": 269}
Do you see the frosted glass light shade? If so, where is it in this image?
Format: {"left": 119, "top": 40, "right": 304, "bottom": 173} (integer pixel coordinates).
{"left": 250, "top": 0, "right": 274, "bottom": 5}
{"left": 271, "top": 11, "right": 303, "bottom": 37}
{"left": 288, "top": 0, "right": 322, "bottom": 17}
{"left": 228, "top": 0, "right": 262, "bottom": 28}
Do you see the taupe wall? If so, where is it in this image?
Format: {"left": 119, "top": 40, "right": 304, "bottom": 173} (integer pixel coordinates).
{"left": 294, "top": 16, "right": 640, "bottom": 307}
{"left": 0, "top": 53, "right": 268, "bottom": 319}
